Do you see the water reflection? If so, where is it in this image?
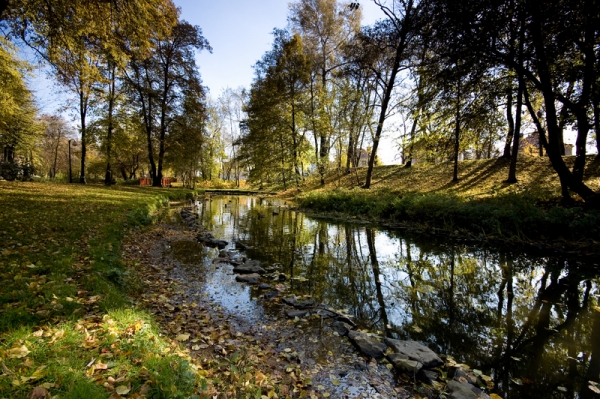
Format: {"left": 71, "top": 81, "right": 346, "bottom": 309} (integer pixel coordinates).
{"left": 194, "top": 196, "right": 600, "bottom": 398}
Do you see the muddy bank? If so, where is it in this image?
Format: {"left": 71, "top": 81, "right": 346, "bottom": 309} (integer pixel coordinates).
{"left": 123, "top": 210, "right": 404, "bottom": 398}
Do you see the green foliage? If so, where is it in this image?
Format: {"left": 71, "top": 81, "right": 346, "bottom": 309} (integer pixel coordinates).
{"left": 0, "top": 39, "right": 42, "bottom": 163}
{"left": 297, "top": 187, "right": 600, "bottom": 243}
{"left": 243, "top": 30, "right": 313, "bottom": 188}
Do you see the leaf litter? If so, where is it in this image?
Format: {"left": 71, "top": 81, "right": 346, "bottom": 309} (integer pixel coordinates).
{"left": 122, "top": 214, "right": 409, "bottom": 398}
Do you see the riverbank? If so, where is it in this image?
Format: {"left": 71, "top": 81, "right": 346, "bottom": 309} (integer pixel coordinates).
{"left": 281, "top": 157, "right": 600, "bottom": 253}
{"left": 0, "top": 182, "right": 207, "bottom": 398}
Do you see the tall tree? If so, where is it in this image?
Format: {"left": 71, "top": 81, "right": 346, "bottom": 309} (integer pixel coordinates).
{"left": 125, "top": 20, "right": 210, "bottom": 186}
{"left": 289, "top": 0, "right": 361, "bottom": 184}
{"left": 243, "top": 31, "right": 313, "bottom": 189}
{"left": 424, "top": 0, "right": 600, "bottom": 203}
{"left": 352, "top": 0, "right": 420, "bottom": 188}
{"left": 0, "top": 38, "right": 41, "bottom": 180}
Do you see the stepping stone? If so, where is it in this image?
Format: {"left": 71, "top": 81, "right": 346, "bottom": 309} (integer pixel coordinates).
{"left": 235, "top": 273, "right": 261, "bottom": 284}
{"left": 387, "top": 354, "right": 423, "bottom": 375}
{"left": 286, "top": 309, "right": 308, "bottom": 318}
{"left": 445, "top": 380, "right": 491, "bottom": 399}
{"left": 348, "top": 331, "right": 387, "bottom": 360}
{"left": 331, "top": 321, "right": 353, "bottom": 336}
{"left": 384, "top": 339, "right": 444, "bottom": 369}
{"left": 233, "top": 260, "right": 266, "bottom": 274}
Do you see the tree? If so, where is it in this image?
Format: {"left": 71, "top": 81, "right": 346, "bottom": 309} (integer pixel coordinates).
{"left": 167, "top": 81, "right": 209, "bottom": 188}
{"left": 217, "top": 87, "right": 246, "bottom": 185}
{"left": 243, "top": 31, "right": 313, "bottom": 189}
{"left": 424, "top": 0, "right": 600, "bottom": 203}
{"left": 50, "top": 37, "right": 102, "bottom": 183}
{"left": 351, "top": 0, "right": 421, "bottom": 188}
{"left": 289, "top": 0, "right": 361, "bottom": 184}
{"left": 38, "top": 114, "right": 74, "bottom": 178}
{"left": 0, "top": 38, "right": 41, "bottom": 180}
{"left": 125, "top": 20, "right": 210, "bottom": 186}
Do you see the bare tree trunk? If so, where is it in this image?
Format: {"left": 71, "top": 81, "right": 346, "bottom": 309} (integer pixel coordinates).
{"left": 52, "top": 128, "right": 62, "bottom": 178}
{"left": 502, "top": 87, "right": 515, "bottom": 158}
{"left": 507, "top": 77, "right": 524, "bottom": 183}
{"left": 105, "top": 63, "right": 116, "bottom": 185}
{"left": 79, "top": 91, "right": 87, "bottom": 184}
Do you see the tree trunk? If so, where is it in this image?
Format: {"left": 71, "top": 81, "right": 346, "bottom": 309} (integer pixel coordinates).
{"left": 79, "top": 92, "right": 87, "bottom": 184}
{"left": 453, "top": 80, "right": 461, "bottom": 182}
{"left": 291, "top": 101, "right": 301, "bottom": 189}
{"left": 405, "top": 113, "right": 419, "bottom": 168}
{"left": 309, "top": 77, "right": 324, "bottom": 185}
{"left": 557, "top": 81, "right": 574, "bottom": 155}
{"left": 502, "top": 87, "right": 515, "bottom": 158}
{"left": 364, "top": 44, "right": 406, "bottom": 187}
{"left": 593, "top": 93, "right": 600, "bottom": 160}
{"left": 507, "top": 77, "right": 524, "bottom": 183}
{"left": 156, "top": 64, "right": 170, "bottom": 187}
{"left": 573, "top": 107, "right": 589, "bottom": 182}
{"left": 52, "top": 129, "right": 62, "bottom": 179}
{"left": 364, "top": 0, "right": 414, "bottom": 188}
{"left": 105, "top": 64, "right": 116, "bottom": 185}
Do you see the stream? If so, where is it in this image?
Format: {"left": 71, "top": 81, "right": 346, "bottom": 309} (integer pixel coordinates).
{"left": 168, "top": 195, "right": 600, "bottom": 399}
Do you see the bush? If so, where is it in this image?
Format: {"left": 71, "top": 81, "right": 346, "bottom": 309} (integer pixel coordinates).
{"left": 296, "top": 189, "right": 600, "bottom": 242}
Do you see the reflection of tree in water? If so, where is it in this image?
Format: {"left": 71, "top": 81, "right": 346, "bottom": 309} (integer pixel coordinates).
{"left": 196, "top": 197, "right": 600, "bottom": 398}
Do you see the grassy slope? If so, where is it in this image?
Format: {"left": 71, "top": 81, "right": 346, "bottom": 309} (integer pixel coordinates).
{"left": 294, "top": 156, "right": 600, "bottom": 198}
{"left": 286, "top": 157, "right": 600, "bottom": 247}
{"left": 0, "top": 182, "right": 205, "bottom": 399}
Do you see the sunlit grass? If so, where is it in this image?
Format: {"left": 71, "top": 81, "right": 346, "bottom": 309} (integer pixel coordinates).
{"left": 0, "top": 182, "right": 206, "bottom": 398}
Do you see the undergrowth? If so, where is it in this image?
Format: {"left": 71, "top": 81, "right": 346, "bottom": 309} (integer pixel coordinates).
{"left": 297, "top": 188, "right": 600, "bottom": 245}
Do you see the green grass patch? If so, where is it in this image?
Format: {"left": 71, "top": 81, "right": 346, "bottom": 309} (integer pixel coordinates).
{"left": 297, "top": 188, "right": 600, "bottom": 244}
{"left": 0, "top": 182, "right": 205, "bottom": 398}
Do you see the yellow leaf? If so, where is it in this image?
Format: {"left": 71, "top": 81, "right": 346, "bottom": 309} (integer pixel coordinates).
{"left": 115, "top": 385, "right": 130, "bottom": 395}
{"left": 176, "top": 334, "right": 190, "bottom": 342}
{"left": 490, "top": 394, "right": 503, "bottom": 399}
{"left": 49, "top": 330, "right": 65, "bottom": 344}
{"left": 6, "top": 345, "right": 30, "bottom": 359}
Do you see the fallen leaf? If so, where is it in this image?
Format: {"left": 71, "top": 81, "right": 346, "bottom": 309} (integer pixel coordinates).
{"left": 589, "top": 385, "right": 600, "bottom": 394}
{"left": 176, "top": 333, "right": 190, "bottom": 342}
{"left": 6, "top": 345, "right": 30, "bottom": 359}
{"left": 29, "top": 386, "right": 49, "bottom": 399}
{"left": 115, "top": 385, "right": 130, "bottom": 395}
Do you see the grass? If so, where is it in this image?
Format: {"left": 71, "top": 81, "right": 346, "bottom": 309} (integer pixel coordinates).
{"left": 0, "top": 182, "right": 206, "bottom": 398}
{"left": 291, "top": 157, "right": 600, "bottom": 247}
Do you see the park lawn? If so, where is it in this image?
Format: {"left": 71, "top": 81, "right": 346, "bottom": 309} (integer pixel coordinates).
{"left": 0, "top": 182, "right": 207, "bottom": 399}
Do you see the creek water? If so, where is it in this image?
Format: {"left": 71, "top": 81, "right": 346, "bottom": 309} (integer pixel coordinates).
{"left": 177, "top": 195, "right": 600, "bottom": 399}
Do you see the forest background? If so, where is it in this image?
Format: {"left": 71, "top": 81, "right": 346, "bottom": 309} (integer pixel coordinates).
{"left": 1, "top": 0, "right": 600, "bottom": 204}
